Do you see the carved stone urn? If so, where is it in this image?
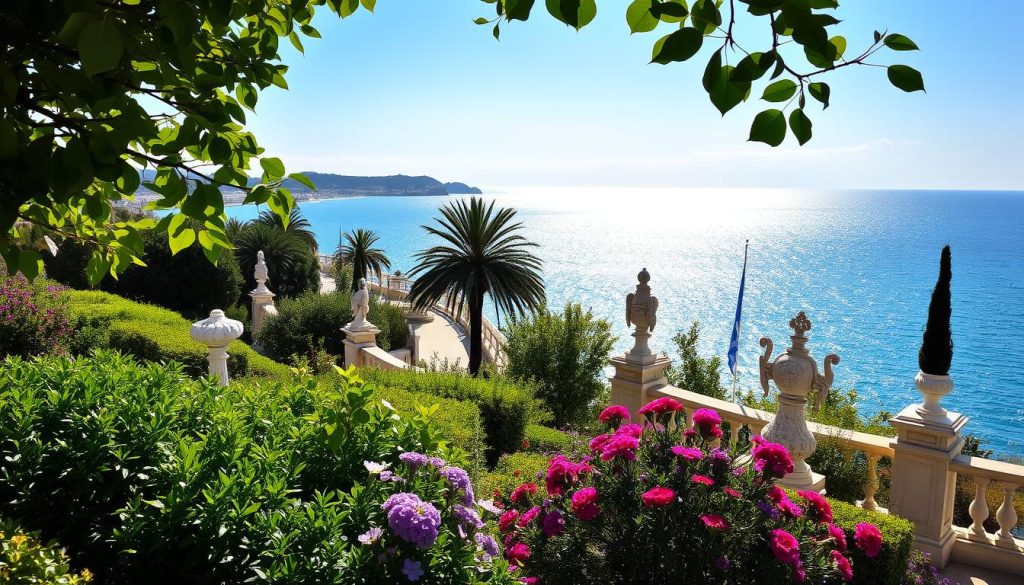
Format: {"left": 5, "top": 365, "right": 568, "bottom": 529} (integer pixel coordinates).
{"left": 914, "top": 372, "right": 954, "bottom": 418}
{"left": 758, "top": 312, "right": 840, "bottom": 491}
{"left": 190, "top": 309, "right": 244, "bottom": 386}
{"left": 625, "top": 267, "right": 660, "bottom": 364}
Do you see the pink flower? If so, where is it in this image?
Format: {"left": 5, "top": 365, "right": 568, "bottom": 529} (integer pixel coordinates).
{"left": 752, "top": 441, "right": 794, "bottom": 478}
{"left": 691, "top": 408, "right": 724, "bottom": 439}
{"left": 589, "top": 434, "right": 611, "bottom": 452}
{"left": 519, "top": 578, "right": 538, "bottom": 585}
{"left": 506, "top": 542, "right": 531, "bottom": 567}
{"left": 769, "top": 529, "right": 801, "bottom": 565}
{"left": 498, "top": 510, "right": 519, "bottom": 533}
{"left": 700, "top": 513, "right": 731, "bottom": 532}
{"left": 768, "top": 486, "right": 803, "bottom": 518}
{"left": 682, "top": 428, "right": 698, "bottom": 440}
{"left": 616, "top": 423, "right": 643, "bottom": 438}
{"left": 793, "top": 559, "right": 806, "bottom": 583}
{"left": 599, "top": 433, "right": 639, "bottom": 462}
{"left": 571, "top": 487, "right": 600, "bottom": 521}
{"left": 671, "top": 445, "right": 703, "bottom": 462}
{"left": 854, "top": 523, "right": 883, "bottom": 558}
{"left": 723, "top": 487, "right": 742, "bottom": 499}
{"left": 598, "top": 405, "right": 631, "bottom": 425}
{"left": 797, "top": 490, "right": 833, "bottom": 523}
{"left": 828, "top": 523, "right": 848, "bottom": 552}
{"left": 641, "top": 486, "right": 676, "bottom": 507}
{"left": 832, "top": 550, "right": 854, "bottom": 582}
{"left": 637, "top": 397, "right": 683, "bottom": 417}
{"left": 518, "top": 507, "right": 540, "bottom": 528}
{"left": 541, "top": 509, "right": 565, "bottom": 537}
{"left": 510, "top": 483, "right": 537, "bottom": 504}
{"left": 691, "top": 474, "right": 715, "bottom": 486}
{"left": 545, "top": 455, "right": 589, "bottom": 496}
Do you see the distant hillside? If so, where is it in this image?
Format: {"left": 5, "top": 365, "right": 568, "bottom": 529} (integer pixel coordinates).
{"left": 443, "top": 182, "right": 482, "bottom": 194}
{"left": 136, "top": 170, "right": 480, "bottom": 197}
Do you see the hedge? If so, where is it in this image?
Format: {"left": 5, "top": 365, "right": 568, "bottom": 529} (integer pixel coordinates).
{"left": 1, "top": 516, "right": 92, "bottom": 584}
{"left": 360, "top": 368, "right": 544, "bottom": 464}
{"left": 63, "top": 290, "right": 291, "bottom": 379}
{"left": 478, "top": 452, "right": 549, "bottom": 499}
{"left": 830, "top": 497, "right": 914, "bottom": 585}
{"left": 524, "top": 424, "right": 573, "bottom": 454}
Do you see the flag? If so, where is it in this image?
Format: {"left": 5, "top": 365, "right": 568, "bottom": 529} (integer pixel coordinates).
{"left": 727, "top": 240, "right": 749, "bottom": 398}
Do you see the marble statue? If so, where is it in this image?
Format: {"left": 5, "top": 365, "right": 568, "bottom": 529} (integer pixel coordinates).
{"left": 625, "top": 267, "right": 659, "bottom": 357}
{"left": 350, "top": 277, "right": 371, "bottom": 329}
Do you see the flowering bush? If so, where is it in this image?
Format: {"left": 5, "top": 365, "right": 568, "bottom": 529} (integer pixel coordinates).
{"left": 494, "top": 400, "right": 886, "bottom": 584}
{"left": 0, "top": 275, "right": 71, "bottom": 358}
{"left": 1, "top": 517, "right": 93, "bottom": 584}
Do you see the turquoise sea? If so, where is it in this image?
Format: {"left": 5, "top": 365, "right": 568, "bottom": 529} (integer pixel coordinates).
{"left": 225, "top": 189, "right": 1024, "bottom": 456}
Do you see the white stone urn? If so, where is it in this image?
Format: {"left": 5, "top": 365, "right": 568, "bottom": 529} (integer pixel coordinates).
{"left": 625, "top": 267, "right": 660, "bottom": 364}
{"left": 914, "top": 371, "right": 954, "bottom": 418}
{"left": 758, "top": 312, "right": 840, "bottom": 491}
{"left": 190, "top": 309, "right": 244, "bottom": 386}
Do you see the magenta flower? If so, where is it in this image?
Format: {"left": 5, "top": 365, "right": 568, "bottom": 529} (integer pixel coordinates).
{"left": 854, "top": 522, "right": 883, "bottom": 558}
{"left": 616, "top": 423, "right": 643, "bottom": 438}
{"left": 506, "top": 542, "right": 531, "bottom": 567}
{"left": 828, "top": 523, "right": 848, "bottom": 552}
{"left": 510, "top": 483, "right": 537, "bottom": 504}
{"left": 671, "top": 445, "right": 703, "bottom": 462}
{"left": 691, "top": 474, "right": 715, "bottom": 487}
{"left": 598, "top": 405, "right": 631, "bottom": 425}
{"left": 752, "top": 440, "right": 795, "bottom": 478}
{"left": 571, "top": 487, "right": 600, "bottom": 521}
{"left": 518, "top": 506, "right": 541, "bottom": 528}
{"left": 541, "top": 509, "right": 565, "bottom": 537}
{"left": 589, "top": 433, "right": 612, "bottom": 452}
{"left": 797, "top": 490, "right": 833, "bottom": 523}
{"left": 700, "top": 513, "right": 731, "bottom": 532}
{"left": 637, "top": 396, "right": 683, "bottom": 417}
{"left": 832, "top": 550, "right": 854, "bottom": 582}
{"left": 599, "top": 433, "right": 639, "bottom": 462}
{"left": 498, "top": 509, "right": 519, "bottom": 533}
{"left": 546, "top": 455, "right": 586, "bottom": 496}
{"left": 641, "top": 486, "right": 676, "bottom": 507}
{"left": 769, "top": 529, "right": 801, "bottom": 565}
{"left": 691, "top": 408, "right": 723, "bottom": 439}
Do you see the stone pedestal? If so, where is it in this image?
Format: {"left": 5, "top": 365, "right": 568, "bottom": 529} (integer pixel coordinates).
{"left": 249, "top": 250, "right": 276, "bottom": 349}
{"left": 342, "top": 324, "right": 380, "bottom": 368}
{"left": 888, "top": 373, "right": 967, "bottom": 569}
{"left": 609, "top": 353, "right": 673, "bottom": 421}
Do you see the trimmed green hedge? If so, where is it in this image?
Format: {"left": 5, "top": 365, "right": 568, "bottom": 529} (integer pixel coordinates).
{"left": 64, "top": 290, "right": 291, "bottom": 379}
{"left": 479, "top": 452, "right": 549, "bottom": 499}
{"left": 524, "top": 424, "right": 573, "bottom": 454}
{"left": 830, "top": 498, "right": 914, "bottom": 585}
{"left": 360, "top": 368, "right": 544, "bottom": 463}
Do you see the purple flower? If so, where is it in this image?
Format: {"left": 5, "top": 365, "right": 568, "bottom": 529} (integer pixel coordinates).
{"left": 715, "top": 556, "right": 731, "bottom": 571}
{"left": 757, "top": 500, "right": 781, "bottom": 520}
{"left": 474, "top": 532, "right": 500, "bottom": 559}
{"left": 358, "top": 527, "right": 383, "bottom": 545}
{"left": 380, "top": 470, "right": 404, "bottom": 483}
{"left": 440, "top": 465, "right": 475, "bottom": 505}
{"left": 452, "top": 504, "right": 484, "bottom": 530}
{"left": 400, "top": 452, "right": 428, "bottom": 469}
{"left": 401, "top": 558, "right": 424, "bottom": 582}
{"left": 383, "top": 493, "right": 441, "bottom": 548}
{"left": 428, "top": 456, "right": 446, "bottom": 468}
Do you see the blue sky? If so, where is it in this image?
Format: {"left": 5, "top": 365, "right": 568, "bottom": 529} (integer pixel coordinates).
{"left": 245, "top": 0, "right": 1024, "bottom": 190}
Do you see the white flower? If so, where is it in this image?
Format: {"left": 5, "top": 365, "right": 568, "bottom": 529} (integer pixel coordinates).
{"left": 476, "top": 499, "right": 501, "bottom": 515}
{"left": 363, "top": 460, "right": 390, "bottom": 475}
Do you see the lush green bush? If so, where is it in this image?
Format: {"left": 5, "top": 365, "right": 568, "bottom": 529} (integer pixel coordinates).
{"left": 360, "top": 368, "right": 543, "bottom": 464}
{"left": 829, "top": 496, "right": 914, "bottom": 585}
{"left": 524, "top": 424, "right": 573, "bottom": 454}
{"left": 0, "top": 353, "right": 513, "bottom": 584}
{"left": 1, "top": 516, "right": 93, "bottom": 584}
{"left": 370, "top": 298, "right": 409, "bottom": 353}
{"left": 0, "top": 275, "right": 72, "bottom": 359}
{"left": 63, "top": 289, "right": 290, "bottom": 379}
{"left": 505, "top": 303, "right": 615, "bottom": 428}
{"left": 479, "top": 452, "right": 549, "bottom": 499}
{"left": 665, "top": 320, "right": 726, "bottom": 400}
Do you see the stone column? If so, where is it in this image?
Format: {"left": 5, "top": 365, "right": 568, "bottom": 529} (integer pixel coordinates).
{"left": 888, "top": 373, "right": 967, "bottom": 568}
{"left": 609, "top": 268, "right": 673, "bottom": 419}
{"left": 758, "top": 312, "right": 840, "bottom": 492}
{"left": 249, "top": 250, "right": 276, "bottom": 349}
{"left": 189, "top": 309, "right": 244, "bottom": 386}
{"left": 342, "top": 324, "right": 381, "bottom": 368}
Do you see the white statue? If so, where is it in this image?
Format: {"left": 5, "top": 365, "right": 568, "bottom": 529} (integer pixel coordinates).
{"left": 625, "top": 267, "right": 659, "bottom": 357}
{"left": 253, "top": 250, "right": 270, "bottom": 294}
{"left": 350, "top": 277, "right": 372, "bottom": 329}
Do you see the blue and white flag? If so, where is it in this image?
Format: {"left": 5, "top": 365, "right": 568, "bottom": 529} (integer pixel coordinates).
{"left": 727, "top": 241, "right": 749, "bottom": 397}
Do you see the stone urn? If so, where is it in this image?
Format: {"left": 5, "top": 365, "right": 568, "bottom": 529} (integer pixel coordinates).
{"left": 914, "top": 371, "right": 954, "bottom": 418}
{"left": 625, "top": 267, "right": 660, "bottom": 364}
{"left": 190, "top": 309, "right": 244, "bottom": 386}
{"left": 758, "top": 312, "right": 840, "bottom": 491}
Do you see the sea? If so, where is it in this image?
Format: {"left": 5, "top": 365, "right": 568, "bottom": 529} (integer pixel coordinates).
{"left": 225, "top": 188, "right": 1024, "bottom": 456}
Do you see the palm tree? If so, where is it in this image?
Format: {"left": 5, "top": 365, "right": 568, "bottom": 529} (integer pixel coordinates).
{"left": 408, "top": 197, "right": 545, "bottom": 375}
{"left": 334, "top": 228, "right": 391, "bottom": 292}
{"left": 234, "top": 223, "right": 320, "bottom": 300}
{"left": 255, "top": 207, "right": 318, "bottom": 252}
{"left": 225, "top": 217, "right": 248, "bottom": 243}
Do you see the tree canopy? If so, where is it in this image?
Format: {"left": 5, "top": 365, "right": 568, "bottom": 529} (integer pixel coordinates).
{"left": 0, "top": 0, "right": 920, "bottom": 281}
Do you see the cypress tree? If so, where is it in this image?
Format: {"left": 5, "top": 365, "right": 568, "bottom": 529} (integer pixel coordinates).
{"left": 918, "top": 245, "right": 953, "bottom": 375}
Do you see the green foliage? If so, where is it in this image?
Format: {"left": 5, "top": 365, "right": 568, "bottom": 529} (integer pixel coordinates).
{"left": 360, "top": 367, "right": 544, "bottom": 464}
{"left": 665, "top": 321, "right": 725, "bottom": 400}
{"left": 919, "top": 245, "right": 953, "bottom": 375}
{"left": 0, "top": 275, "right": 72, "bottom": 359}
{"left": 409, "top": 197, "right": 545, "bottom": 375}
{"left": 255, "top": 207, "right": 319, "bottom": 252}
{"left": 479, "top": 452, "right": 550, "bottom": 499}
{"left": 0, "top": 353, "right": 509, "bottom": 584}
{"left": 829, "top": 498, "right": 914, "bottom": 585}
{"left": 480, "top": 0, "right": 923, "bottom": 147}
{"left": 505, "top": 303, "right": 615, "bottom": 428}
{"left": 234, "top": 223, "right": 320, "bottom": 301}
{"left": 524, "top": 424, "right": 574, "bottom": 454}
{"left": 0, "top": 517, "right": 93, "bottom": 584}
{"left": 334, "top": 229, "right": 391, "bottom": 292}
{"left": 63, "top": 289, "right": 290, "bottom": 379}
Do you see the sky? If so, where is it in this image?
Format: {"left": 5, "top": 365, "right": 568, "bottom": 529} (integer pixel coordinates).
{"left": 244, "top": 0, "right": 1024, "bottom": 190}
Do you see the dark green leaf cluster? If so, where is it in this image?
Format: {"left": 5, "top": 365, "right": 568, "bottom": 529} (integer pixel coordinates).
{"left": 504, "top": 303, "right": 617, "bottom": 428}
{"left": 334, "top": 229, "right": 391, "bottom": 292}
{"left": 665, "top": 320, "right": 725, "bottom": 399}
{"left": 480, "top": 0, "right": 924, "bottom": 146}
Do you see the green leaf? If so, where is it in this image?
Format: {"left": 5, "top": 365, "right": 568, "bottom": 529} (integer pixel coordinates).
{"left": 789, "top": 109, "right": 812, "bottom": 145}
{"left": 167, "top": 214, "right": 196, "bottom": 255}
{"left": 339, "top": 0, "right": 359, "bottom": 17}
{"left": 506, "top": 0, "right": 537, "bottom": 21}
{"left": 887, "top": 64, "right": 925, "bottom": 92}
{"left": 57, "top": 12, "right": 94, "bottom": 45}
{"left": 474, "top": 17, "right": 490, "bottom": 24}
{"left": 546, "top": 0, "right": 596, "bottom": 30}
{"left": 493, "top": 23, "right": 500, "bottom": 40}
{"left": 884, "top": 33, "right": 919, "bottom": 51}
{"left": 267, "top": 188, "right": 295, "bottom": 228}
{"left": 709, "top": 65, "right": 749, "bottom": 115}
{"left": 360, "top": 0, "right": 376, "bottom": 12}
{"left": 650, "top": 0, "right": 688, "bottom": 21}
{"left": 288, "top": 172, "right": 317, "bottom": 190}
{"left": 85, "top": 253, "right": 111, "bottom": 286}
{"left": 78, "top": 19, "right": 124, "bottom": 76}
{"left": 651, "top": 27, "right": 703, "bottom": 65}
{"left": 626, "top": 0, "right": 658, "bottom": 34}
{"left": 748, "top": 109, "right": 786, "bottom": 146}
{"left": 208, "top": 136, "right": 232, "bottom": 164}
{"left": 761, "top": 79, "right": 797, "bottom": 102}
{"left": 731, "top": 52, "right": 775, "bottom": 83}
{"left": 689, "top": 0, "right": 720, "bottom": 34}
{"left": 18, "top": 249, "right": 41, "bottom": 280}
{"left": 808, "top": 82, "right": 830, "bottom": 108}
{"left": 830, "top": 35, "right": 847, "bottom": 60}
{"left": 260, "top": 157, "right": 286, "bottom": 179}
{"left": 702, "top": 49, "right": 722, "bottom": 93}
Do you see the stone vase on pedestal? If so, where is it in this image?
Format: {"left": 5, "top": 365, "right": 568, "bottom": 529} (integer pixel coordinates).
{"left": 758, "top": 312, "right": 839, "bottom": 492}
{"left": 249, "top": 250, "right": 277, "bottom": 350}
{"left": 190, "top": 309, "right": 244, "bottom": 386}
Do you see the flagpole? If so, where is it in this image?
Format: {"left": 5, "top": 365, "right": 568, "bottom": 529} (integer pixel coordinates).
{"left": 730, "top": 240, "right": 749, "bottom": 403}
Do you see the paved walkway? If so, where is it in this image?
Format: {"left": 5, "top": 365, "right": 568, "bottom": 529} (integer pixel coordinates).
{"left": 942, "top": 563, "right": 1019, "bottom": 585}
{"left": 411, "top": 309, "right": 470, "bottom": 368}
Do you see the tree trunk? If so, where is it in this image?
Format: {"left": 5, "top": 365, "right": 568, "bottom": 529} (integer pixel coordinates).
{"left": 468, "top": 290, "right": 484, "bottom": 375}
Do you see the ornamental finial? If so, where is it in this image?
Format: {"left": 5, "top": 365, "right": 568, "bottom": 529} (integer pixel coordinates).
{"left": 637, "top": 267, "right": 650, "bottom": 285}
{"left": 789, "top": 311, "right": 812, "bottom": 338}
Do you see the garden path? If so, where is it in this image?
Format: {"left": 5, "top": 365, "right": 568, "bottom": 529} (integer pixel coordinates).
{"left": 410, "top": 309, "right": 471, "bottom": 368}
{"left": 941, "top": 562, "right": 1018, "bottom": 585}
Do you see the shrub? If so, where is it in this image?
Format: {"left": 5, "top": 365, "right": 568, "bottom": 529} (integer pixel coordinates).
{"left": 0, "top": 275, "right": 72, "bottom": 358}
{"left": 369, "top": 298, "right": 409, "bottom": 352}
{"left": 1, "top": 517, "right": 93, "bottom": 584}
{"left": 0, "top": 353, "right": 514, "bottom": 584}
{"left": 830, "top": 496, "right": 914, "bottom": 585}
{"left": 494, "top": 400, "right": 894, "bottom": 584}
{"left": 63, "top": 289, "right": 290, "bottom": 379}
{"left": 360, "top": 368, "right": 543, "bottom": 464}
{"left": 505, "top": 303, "right": 615, "bottom": 428}
{"left": 524, "top": 424, "right": 573, "bottom": 454}
{"left": 665, "top": 320, "right": 726, "bottom": 399}
{"left": 479, "top": 452, "right": 549, "bottom": 499}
